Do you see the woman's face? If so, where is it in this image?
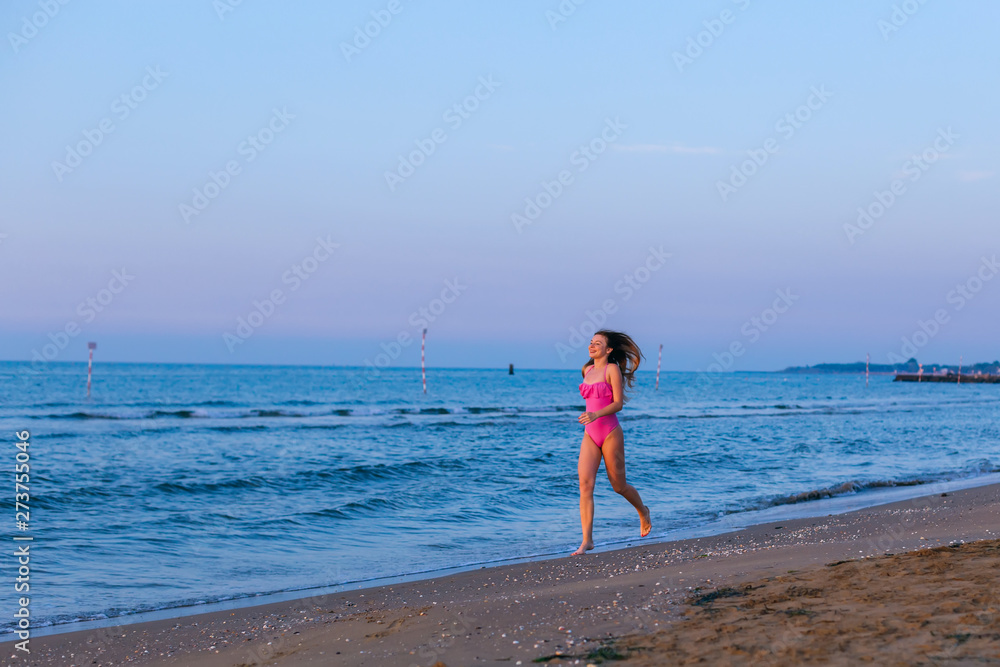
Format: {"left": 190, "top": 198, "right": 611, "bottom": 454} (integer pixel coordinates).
{"left": 588, "top": 335, "right": 611, "bottom": 360}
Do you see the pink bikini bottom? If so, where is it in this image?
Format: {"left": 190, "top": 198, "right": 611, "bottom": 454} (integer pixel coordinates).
{"left": 585, "top": 414, "right": 620, "bottom": 447}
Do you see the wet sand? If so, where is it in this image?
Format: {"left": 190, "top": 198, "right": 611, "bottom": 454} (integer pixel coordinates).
{"left": 618, "top": 539, "right": 1000, "bottom": 665}
{"left": 6, "top": 483, "right": 999, "bottom": 666}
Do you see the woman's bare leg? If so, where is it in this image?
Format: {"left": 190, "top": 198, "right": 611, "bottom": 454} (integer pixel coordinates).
{"left": 601, "top": 427, "right": 652, "bottom": 537}
{"left": 573, "top": 435, "right": 603, "bottom": 555}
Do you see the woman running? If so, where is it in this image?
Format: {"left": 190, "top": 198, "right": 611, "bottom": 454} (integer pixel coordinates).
{"left": 573, "top": 329, "right": 651, "bottom": 555}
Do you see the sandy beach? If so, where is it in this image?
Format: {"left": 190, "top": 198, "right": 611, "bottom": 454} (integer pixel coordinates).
{"left": 8, "top": 482, "right": 999, "bottom": 667}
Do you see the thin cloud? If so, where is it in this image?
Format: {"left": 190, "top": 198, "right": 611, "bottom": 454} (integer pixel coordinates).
{"left": 613, "top": 143, "right": 722, "bottom": 155}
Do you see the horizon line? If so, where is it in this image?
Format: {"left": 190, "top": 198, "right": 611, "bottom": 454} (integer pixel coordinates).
{"left": 2, "top": 359, "right": 991, "bottom": 372}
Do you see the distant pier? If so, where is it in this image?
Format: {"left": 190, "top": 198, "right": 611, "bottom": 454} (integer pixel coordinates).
{"left": 894, "top": 372, "right": 1000, "bottom": 384}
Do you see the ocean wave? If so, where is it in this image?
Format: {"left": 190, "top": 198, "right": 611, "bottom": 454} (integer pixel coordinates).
{"left": 751, "top": 464, "right": 1000, "bottom": 510}
{"left": 35, "top": 405, "right": 574, "bottom": 421}
{"left": 32, "top": 404, "right": 882, "bottom": 424}
{"left": 338, "top": 496, "right": 402, "bottom": 514}
{"left": 46, "top": 409, "right": 209, "bottom": 420}
{"left": 59, "top": 459, "right": 466, "bottom": 504}
{"left": 50, "top": 411, "right": 127, "bottom": 420}
{"left": 624, "top": 406, "right": 881, "bottom": 421}
{"left": 26, "top": 396, "right": 995, "bottom": 433}
{"left": 34, "top": 402, "right": 916, "bottom": 423}
{"left": 764, "top": 479, "right": 925, "bottom": 507}
{"left": 207, "top": 424, "right": 271, "bottom": 433}
{"left": 153, "top": 476, "right": 270, "bottom": 494}
{"left": 247, "top": 409, "right": 306, "bottom": 418}
{"left": 150, "top": 409, "right": 208, "bottom": 419}
{"left": 33, "top": 485, "right": 122, "bottom": 510}
{"left": 739, "top": 404, "right": 803, "bottom": 410}
{"left": 328, "top": 459, "right": 465, "bottom": 484}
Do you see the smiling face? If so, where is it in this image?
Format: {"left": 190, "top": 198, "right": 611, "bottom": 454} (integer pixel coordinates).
{"left": 588, "top": 334, "right": 612, "bottom": 361}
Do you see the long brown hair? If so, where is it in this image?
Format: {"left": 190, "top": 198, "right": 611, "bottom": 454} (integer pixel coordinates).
{"left": 583, "top": 329, "right": 644, "bottom": 394}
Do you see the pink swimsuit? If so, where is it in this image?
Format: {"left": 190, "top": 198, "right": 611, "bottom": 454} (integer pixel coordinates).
{"left": 579, "top": 364, "right": 620, "bottom": 447}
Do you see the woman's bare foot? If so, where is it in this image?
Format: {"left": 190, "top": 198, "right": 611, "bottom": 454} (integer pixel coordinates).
{"left": 571, "top": 541, "right": 594, "bottom": 556}
{"left": 639, "top": 505, "right": 652, "bottom": 537}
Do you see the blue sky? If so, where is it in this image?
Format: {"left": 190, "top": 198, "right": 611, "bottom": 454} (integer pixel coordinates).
{"left": 1, "top": 0, "right": 998, "bottom": 371}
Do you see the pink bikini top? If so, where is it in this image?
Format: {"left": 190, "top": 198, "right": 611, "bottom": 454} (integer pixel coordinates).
{"left": 579, "top": 364, "right": 614, "bottom": 399}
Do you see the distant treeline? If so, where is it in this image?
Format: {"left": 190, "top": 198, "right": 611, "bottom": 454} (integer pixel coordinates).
{"left": 779, "top": 359, "right": 1000, "bottom": 375}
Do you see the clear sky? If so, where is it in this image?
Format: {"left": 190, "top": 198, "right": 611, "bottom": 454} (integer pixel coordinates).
{"left": 2, "top": 0, "right": 998, "bottom": 371}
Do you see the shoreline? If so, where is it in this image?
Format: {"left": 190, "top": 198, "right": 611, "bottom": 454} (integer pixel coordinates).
{"left": 8, "top": 481, "right": 1000, "bottom": 666}
{"left": 20, "top": 471, "right": 1000, "bottom": 642}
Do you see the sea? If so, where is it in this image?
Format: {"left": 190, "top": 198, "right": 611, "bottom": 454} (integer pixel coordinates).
{"left": 2, "top": 361, "right": 999, "bottom": 634}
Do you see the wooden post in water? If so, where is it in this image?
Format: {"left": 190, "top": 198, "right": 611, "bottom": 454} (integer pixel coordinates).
{"left": 655, "top": 344, "right": 662, "bottom": 390}
{"left": 508, "top": 363, "right": 514, "bottom": 375}
{"left": 86, "top": 342, "right": 97, "bottom": 397}
{"left": 421, "top": 329, "right": 427, "bottom": 394}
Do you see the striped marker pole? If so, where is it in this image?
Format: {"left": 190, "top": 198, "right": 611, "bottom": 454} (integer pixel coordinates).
{"left": 87, "top": 342, "right": 97, "bottom": 398}
{"left": 655, "top": 344, "right": 662, "bottom": 391}
{"left": 421, "top": 328, "right": 427, "bottom": 394}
